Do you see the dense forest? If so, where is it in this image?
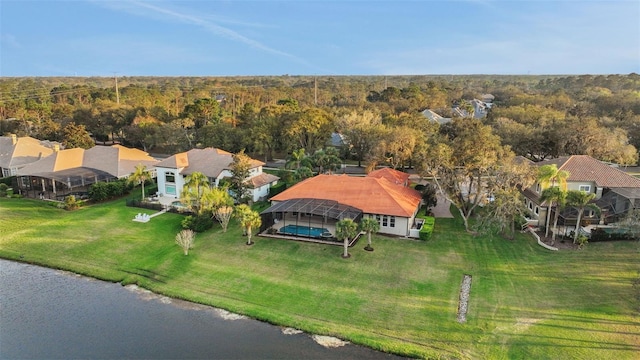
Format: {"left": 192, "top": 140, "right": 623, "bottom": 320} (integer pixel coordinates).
{"left": 1, "top": 74, "right": 639, "bottom": 166}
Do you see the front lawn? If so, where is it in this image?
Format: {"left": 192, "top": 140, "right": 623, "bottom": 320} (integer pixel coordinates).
{"left": 1, "top": 198, "right": 638, "bottom": 359}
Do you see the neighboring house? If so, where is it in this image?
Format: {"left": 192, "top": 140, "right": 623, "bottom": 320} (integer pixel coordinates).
{"left": 481, "top": 94, "right": 495, "bottom": 104}
{"left": 522, "top": 155, "right": 640, "bottom": 228}
{"left": 420, "top": 109, "right": 452, "bottom": 124}
{"left": 16, "top": 145, "right": 158, "bottom": 199}
{"left": 452, "top": 99, "right": 491, "bottom": 119}
{"left": 367, "top": 167, "right": 410, "bottom": 186}
{"left": 155, "top": 148, "right": 279, "bottom": 202}
{"left": 328, "top": 132, "right": 347, "bottom": 148}
{"left": 0, "top": 134, "right": 58, "bottom": 178}
{"left": 264, "top": 170, "right": 422, "bottom": 237}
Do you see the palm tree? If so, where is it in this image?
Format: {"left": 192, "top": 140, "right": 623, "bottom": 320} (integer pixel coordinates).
{"left": 240, "top": 209, "right": 262, "bottom": 246}
{"left": 234, "top": 204, "right": 252, "bottom": 236}
{"left": 285, "top": 148, "right": 310, "bottom": 170}
{"left": 359, "top": 218, "right": 380, "bottom": 251}
{"left": 537, "top": 164, "right": 570, "bottom": 237}
{"left": 183, "top": 172, "right": 209, "bottom": 197}
{"left": 293, "top": 166, "right": 314, "bottom": 181}
{"left": 335, "top": 218, "right": 359, "bottom": 258}
{"left": 181, "top": 172, "right": 210, "bottom": 215}
{"left": 538, "top": 164, "right": 569, "bottom": 189}
{"left": 128, "top": 164, "right": 153, "bottom": 201}
{"left": 566, "top": 190, "right": 599, "bottom": 243}
{"left": 540, "top": 187, "right": 566, "bottom": 244}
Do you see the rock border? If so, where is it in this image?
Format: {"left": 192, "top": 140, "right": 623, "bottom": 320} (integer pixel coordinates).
{"left": 457, "top": 274, "right": 472, "bottom": 323}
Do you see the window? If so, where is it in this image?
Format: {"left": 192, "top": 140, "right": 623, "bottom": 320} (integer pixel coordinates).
{"left": 375, "top": 215, "right": 381, "bottom": 226}
{"left": 165, "top": 185, "right": 176, "bottom": 196}
{"left": 382, "top": 215, "right": 388, "bottom": 227}
{"left": 579, "top": 185, "right": 591, "bottom": 193}
{"left": 534, "top": 206, "right": 539, "bottom": 215}
{"left": 165, "top": 172, "right": 176, "bottom": 183}
{"left": 390, "top": 216, "right": 396, "bottom": 228}
{"left": 536, "top": 183, "right": 541, "bottom": 192}
{"left": 528, "top": 202, "right": 533, "bottom": 210}
{"left": 19, "top": 176, "right": 30, "bottom": 189}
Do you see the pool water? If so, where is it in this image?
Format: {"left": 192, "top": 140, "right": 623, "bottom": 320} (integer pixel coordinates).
{"left": 279, "top": 224, "right": 332, "bottom": 238}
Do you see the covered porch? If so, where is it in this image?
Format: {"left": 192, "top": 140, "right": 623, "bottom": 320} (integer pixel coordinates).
{"left": 16, "top": 167, "right": 116, "bottom": 200}
{"left": 259, "top": 198, "right": 363, "bottom": 246}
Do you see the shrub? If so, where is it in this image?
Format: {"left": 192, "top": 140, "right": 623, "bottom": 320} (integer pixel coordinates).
{"left": 0, "top": 183, "right": 8, "bottom": 197}
{"left": 89, "top": 179, "right": 131, "bottom": 202}
{"left": 419, "top": 216, "right": 435, "bottom": 241}
{"left": 0, "top": 176, "right": 15, "bottom": 186}
{"left": 269, "top": 182, "right": 287, "bottom": 197}
{"left": 89, "top": 182, "right": 109, "bottom": 202}
{"left": 181, "top": 214, "right": 214, "bottom": 232}
{"left": 63, "top": 195, "right": 80, "bottom": 210}
{"left": 590, "top": 228, "right": 634, "bottom": 241}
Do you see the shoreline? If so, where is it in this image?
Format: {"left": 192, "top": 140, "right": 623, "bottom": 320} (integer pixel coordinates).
{"left": 1, "top": 258, "right": 382, "bottom": 354}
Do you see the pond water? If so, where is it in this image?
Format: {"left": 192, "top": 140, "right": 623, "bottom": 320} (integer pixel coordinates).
{"left": 0, "top": 259, "right": 405, "bottom": 359}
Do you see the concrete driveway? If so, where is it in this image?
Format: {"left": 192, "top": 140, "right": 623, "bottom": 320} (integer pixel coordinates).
{"left": 431, "top": 194, "right": 454, "bottom": 218}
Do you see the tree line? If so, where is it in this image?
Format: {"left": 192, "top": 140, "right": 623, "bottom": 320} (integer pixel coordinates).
{"left": 0, "top": 74, "right": 638, "bottom": 167}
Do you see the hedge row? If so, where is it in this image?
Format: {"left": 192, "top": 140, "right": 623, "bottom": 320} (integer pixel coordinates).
{"left": 88, "top": 179, "right": 133, "bottom": 202}
{"left": 269, "top": 182, "right": 287, "bottom": 197}
{"left": 419, "top": 216, "right": 435, "bottom": 241}
{"left": 590, "top": 228, "right": 636, "bottom": 241}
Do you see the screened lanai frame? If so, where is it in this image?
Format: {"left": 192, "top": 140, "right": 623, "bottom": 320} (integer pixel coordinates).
{"left": 259, "top": 198, "right": 363, "bottom": 235}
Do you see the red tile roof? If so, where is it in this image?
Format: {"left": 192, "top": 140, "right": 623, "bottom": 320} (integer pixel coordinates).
{"left": 537, "top": 155, "right": 640, "bottom": 188}
{"left": 270, "top": 174, "right": 422, "bottom": 217}
{"left": 367, "top": 167, "right": 410, "bottom": 185}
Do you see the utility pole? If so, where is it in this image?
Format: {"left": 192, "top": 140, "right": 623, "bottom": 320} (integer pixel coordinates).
{"left": 114, "top": 73, "right": 120, "bottom": 105}
{"left": 314, "top": 76, "right": 318, "bottom": 105}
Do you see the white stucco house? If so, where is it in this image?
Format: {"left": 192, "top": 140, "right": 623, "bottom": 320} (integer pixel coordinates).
{"left": 155, "top": 148, "right": 279, "bottom": 202}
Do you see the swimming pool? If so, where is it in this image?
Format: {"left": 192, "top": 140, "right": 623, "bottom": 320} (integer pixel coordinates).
{"left": 279, "top": 224, "right": 332, "bottom": 238}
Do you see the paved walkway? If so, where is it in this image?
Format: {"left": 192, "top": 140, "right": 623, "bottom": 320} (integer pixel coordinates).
{"left": 431, "top": 194, "right": 454, "bottom": 218}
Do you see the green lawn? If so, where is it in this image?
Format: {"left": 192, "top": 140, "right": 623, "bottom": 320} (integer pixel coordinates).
{"left": 1, "top": 197, "right": 638, "bottom": 359}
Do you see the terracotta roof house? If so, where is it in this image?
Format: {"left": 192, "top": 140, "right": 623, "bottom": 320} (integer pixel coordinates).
{"left": 262, "top": 172, "right": 422, "bottom": 239}
{"left": 522, "top": 155, "right": 640, "bottom": 229}
{"left": 155, "top": 148, "right": 279, "bottom": 202}
{"left": 0, "top": 134, "right": 58, "bottom": 177}
{"left": 16, "top": 145, "right": 158, "bottom": 200}
{"left": 367, "top": 167, "right": 411, "bottom": 186}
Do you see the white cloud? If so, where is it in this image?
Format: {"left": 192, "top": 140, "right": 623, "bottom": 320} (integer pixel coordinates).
{"left": 90, "top": 0, "right": 319, "bottom": 69}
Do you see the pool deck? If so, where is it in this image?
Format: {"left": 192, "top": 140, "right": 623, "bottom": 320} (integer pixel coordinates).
{"left": 259, "top": 231, "right": 363, "bottom": 247}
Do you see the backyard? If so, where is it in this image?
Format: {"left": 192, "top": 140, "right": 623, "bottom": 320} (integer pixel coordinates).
{"left": 0, "top": 197, "right": 638, "bottom": 359}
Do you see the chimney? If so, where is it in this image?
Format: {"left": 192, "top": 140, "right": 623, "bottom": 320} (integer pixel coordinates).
{"left": 10, "top": 134, "right": 17, "bottom": 145}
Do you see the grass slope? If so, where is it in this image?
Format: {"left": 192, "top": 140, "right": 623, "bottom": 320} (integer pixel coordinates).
{"left": 1, "top": 198, "right": 638, "bottom": 359}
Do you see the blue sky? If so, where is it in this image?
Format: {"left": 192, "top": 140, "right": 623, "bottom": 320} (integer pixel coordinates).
{"left": 1, "top": 0, "right": 638, "bottom": 76}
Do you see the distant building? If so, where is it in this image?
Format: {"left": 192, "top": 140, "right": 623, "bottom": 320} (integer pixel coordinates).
{"left": 421, "top": 109, "right": 452, "bottom": 124}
